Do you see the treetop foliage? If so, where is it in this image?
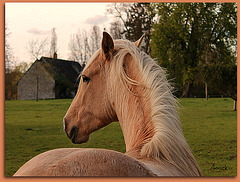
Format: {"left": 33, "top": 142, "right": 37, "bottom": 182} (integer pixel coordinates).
{"left": 150, "top": 3, "right": 237, "bottom": 97}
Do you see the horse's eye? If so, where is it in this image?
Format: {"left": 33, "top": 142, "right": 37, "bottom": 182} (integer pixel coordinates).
{"left": 82, "top": 75, "right": 90, "bottom": 83}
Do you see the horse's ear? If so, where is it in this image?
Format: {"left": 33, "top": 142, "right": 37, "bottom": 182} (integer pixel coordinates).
{"left": 135, "top": 34, "right": 145, "bottom": 47}
{"left": 102, "top": 32, "right": 114, "bottom": 60}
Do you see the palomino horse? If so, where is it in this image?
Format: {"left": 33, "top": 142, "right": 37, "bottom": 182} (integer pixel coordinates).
{"left": 14, "top": 32, "right": 202, "bottom": 176}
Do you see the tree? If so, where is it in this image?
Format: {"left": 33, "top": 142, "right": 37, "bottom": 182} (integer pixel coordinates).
{"left": 107, "top": 3, "right": 156, "bottom": 54}
{"left": 68, "top": 25, "right": 101, "bottom": 65}
{"left": 110, "top": 20, "right": 124, "bottom": 39}
{"left": 107, "top": 3, "right": 131, "bottom": 36}
{"left": 200, "top": 63, "right": 237, "bottom": 110}
{"left": 90, "top": 25, "right": 101, "bottom": 55}
{"left": 5, "top": 23, "right": 13, "bottom": 72}
{"left": 151, "top": 3, "right": 237, "bottom": 97}
{"left": 5, "top": 62, "right": 30, "bottom": 100}
{"left": 27, "top": 37, "right": 49, "bottom": 60}
{"left": 49, "top": 28, "right": 58, "bottom": 57}
{"left": 27, "top": 27, "right": 58, "bottom": 60}
{"left": 69, "top": 33, "right": 84, "bottom": 64}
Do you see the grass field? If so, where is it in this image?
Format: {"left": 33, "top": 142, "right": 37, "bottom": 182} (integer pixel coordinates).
{"left": 5, "top": 98, "right": 237, "bottom": 176}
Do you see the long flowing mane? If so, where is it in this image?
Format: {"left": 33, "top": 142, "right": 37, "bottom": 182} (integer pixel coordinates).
{"left": 108, "top": 39, "right": 201, "bottom": 176}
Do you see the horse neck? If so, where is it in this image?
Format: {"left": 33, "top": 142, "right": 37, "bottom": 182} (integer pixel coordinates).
{"left": 109, "top": 56, "right": 154, "bottom": 157}
{"left": 108, "top": 53, "right": 202, "bottom": 176}
{"left": 116, "top": 87, "right": 153, "bottom": 157}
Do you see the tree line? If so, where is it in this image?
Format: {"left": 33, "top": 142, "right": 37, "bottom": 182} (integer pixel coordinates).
{"left": 151, "top": 3, "right": 236, "bottom": 99}
{"left": 6, "top": 3, "right": 237, "bottom": 110}
{"left": 108, "top": 2, "right": 237, "bottom": 110}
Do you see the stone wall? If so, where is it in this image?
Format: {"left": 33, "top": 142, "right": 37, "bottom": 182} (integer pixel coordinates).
{"left": 18, "top": 61, "right": 55, "bottom": 100}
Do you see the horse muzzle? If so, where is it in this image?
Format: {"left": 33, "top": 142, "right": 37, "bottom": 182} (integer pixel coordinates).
{"left": 63, "top": 118, "right": 89, "bottom": 144}
{"left": 63, "top": 117, "right": 77, "bottom": 143}
{"left": 69, "top": 125, "right": 78, "bottom": 143}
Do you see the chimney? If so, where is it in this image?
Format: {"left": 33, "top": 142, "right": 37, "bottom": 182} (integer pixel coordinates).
{"left": 53, "top": 52, "right": 57, "bottom": 59}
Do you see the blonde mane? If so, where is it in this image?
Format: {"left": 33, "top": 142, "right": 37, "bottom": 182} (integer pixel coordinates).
{"left": 110, "top": 39, "right": 201, "bottom": 176}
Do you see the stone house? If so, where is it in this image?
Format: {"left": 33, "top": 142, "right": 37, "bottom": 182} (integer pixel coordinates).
{"left": 17, "top": 55, "right": 83, "bottom": 100}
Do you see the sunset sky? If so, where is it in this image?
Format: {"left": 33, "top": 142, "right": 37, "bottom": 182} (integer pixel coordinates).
{"left": 5, "top": 3, "right": 115, "bottom": 65}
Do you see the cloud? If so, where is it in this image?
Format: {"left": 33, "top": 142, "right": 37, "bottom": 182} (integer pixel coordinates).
{"left": 85, "top": 15, "right": 109, "bottom": 25}
{"left": 27, "top": 28, "right": 50, "bottom": 35}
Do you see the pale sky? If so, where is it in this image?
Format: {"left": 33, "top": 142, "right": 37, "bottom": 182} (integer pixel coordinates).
{"left": 5, "top": 3, "right": 115, "bottom": 65}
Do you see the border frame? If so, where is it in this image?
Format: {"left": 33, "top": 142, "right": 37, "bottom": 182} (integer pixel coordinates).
{"left": 1, "top": 0, "right": 239, "bottom": 181}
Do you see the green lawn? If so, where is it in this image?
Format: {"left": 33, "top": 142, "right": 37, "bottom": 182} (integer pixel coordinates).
{"left": 179, "top": 98, "right": 237, "bottom": 176}
{"left": 4, "top": 98, "right": 237, "bottom": 176}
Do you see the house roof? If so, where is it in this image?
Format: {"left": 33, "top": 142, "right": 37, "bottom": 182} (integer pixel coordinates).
{"left": 39, "top": 57, "right": 83, "bottom": 84}
{"left": 17, "top": 57, "right": 83, "bottom": 86}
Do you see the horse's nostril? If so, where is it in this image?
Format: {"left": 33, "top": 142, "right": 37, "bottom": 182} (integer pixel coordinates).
{"left": 69, "top": 126, "right": 77, "bottom": 140}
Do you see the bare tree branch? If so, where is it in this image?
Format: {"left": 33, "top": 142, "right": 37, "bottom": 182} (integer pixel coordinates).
{"left": 27, "top": 38, "right": 49, "bottom": 60}
{"left": 68, "top": 25, "right": 101, "bottom": 65}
